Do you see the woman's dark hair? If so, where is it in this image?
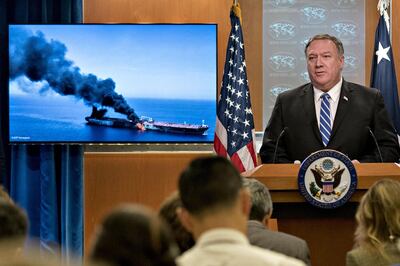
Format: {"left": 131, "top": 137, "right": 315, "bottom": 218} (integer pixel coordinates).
{"left": 159, "top": 192, "right": 195, "bottom": 253}
{"left": 90, "top": 204, "right": 178, "bottom": 266}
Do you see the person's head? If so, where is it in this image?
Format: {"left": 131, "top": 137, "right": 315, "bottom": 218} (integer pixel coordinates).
{"left": 355, "top": 179, "right": 400, "bottom": 249}
{"left": 242, "top": 178, "right": 273, "bottom": 223}
{"left": 158, "top": 192, "right": 195, "bottom": 254}
{"left": 178, "top": 156, "right": 250, "bottom": 237}
{"left": 89, "top": 204, "right": 178, "bottom": 266}
{"left": 0, "top": 185, "right": 13, "bottom": 204}
{"left": 305, "top": 34, "right": 344, "bottom": 92}
{"left": 0, "top": 251, "right": 65, "bottom": 266}
{"left": 0, "top": 199, "right": 28, "bottom": 249}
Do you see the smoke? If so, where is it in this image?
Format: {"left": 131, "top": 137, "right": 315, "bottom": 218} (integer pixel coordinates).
{"left": 9, "top": 27, "right": 140, "bottom": 122}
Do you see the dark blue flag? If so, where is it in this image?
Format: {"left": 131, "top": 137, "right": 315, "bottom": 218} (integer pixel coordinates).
{"left": 214, "top": 3, "right": 257, "bottom": 172}
{"left": 370, "top": 14, "right": 400, "bottom": 136}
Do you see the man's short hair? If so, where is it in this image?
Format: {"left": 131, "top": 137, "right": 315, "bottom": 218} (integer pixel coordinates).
{"left": 0, "top": 200, "right": 28, "bottom": 241}
{"left": 242, "top": 178, "right": 272, "bottom": 222}
{"left": 178, "top": 156, "right": 242, "bottom": 216}
{"left": 304, "top": 33, "right": 344, "bottom": 57}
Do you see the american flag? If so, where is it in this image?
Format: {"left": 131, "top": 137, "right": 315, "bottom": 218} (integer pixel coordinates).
{"left": 214, "top": 4, "right": 257, "bottom": 172}
{"left": 370, "top": 4, "right": 400, "bottom": 140}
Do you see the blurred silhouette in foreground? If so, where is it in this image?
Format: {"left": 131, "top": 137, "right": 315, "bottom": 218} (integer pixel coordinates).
{"left": 346, "top": 179, "right": 400, "bottom": 266}
{"left": 89, "top": 204, "right": 179, "bottom": 266}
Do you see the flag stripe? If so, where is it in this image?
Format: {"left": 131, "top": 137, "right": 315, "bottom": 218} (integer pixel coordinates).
{"left": 230, "top": 153, "right": 245, "bottom": 173}
{"left": 236, "top": 142, "right": 256, "bottom": 170}
{"left": 214, "top": 118, "right": 228, "bottom": 158}
{"left": 213, "top": 134, "right": 227, "bottom": 158}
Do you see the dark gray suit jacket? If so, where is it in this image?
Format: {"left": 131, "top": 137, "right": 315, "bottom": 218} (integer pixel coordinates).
{"left": 247, "top": 220, "right": 311, "bottom": 265}
{"left": 260, "top": 80, "right": 400, "bottom": 163}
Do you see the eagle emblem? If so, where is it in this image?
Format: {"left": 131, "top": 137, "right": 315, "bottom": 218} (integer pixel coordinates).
{"left": 309, "top": 159, "right": 347, "bottom": 202}
{"left": 298, "top": 150, "right": 357, "bottom": 209}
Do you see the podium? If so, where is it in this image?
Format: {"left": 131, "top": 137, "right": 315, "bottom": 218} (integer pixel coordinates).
{"left": 245, "top": 163, "right": 400, "bottom": 266}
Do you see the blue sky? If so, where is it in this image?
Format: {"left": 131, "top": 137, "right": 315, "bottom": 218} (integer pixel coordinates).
{"left": 10, "top": 24, "right": 217, "bottom": 100}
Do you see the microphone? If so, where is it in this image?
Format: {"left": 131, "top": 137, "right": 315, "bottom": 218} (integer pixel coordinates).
{"left": 367, "top": 127, "right": 383, "bottom": 163}
{"left": 272, "top": 127, "right": 288, "bottom": 164}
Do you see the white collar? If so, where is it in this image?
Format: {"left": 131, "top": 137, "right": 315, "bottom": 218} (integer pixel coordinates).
{"left": 196, "top": 228, "right": 249, "bottom": 247}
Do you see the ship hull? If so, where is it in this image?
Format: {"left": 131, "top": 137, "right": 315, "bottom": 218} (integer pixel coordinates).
{"left": 145, "top": 122, "right": 208, "bottom": 135}
{"left": 85, "top": 116, "right": 209, "bottom": 135}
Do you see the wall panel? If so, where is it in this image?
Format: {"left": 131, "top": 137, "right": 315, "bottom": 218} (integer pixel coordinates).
{"left": 83, "top": 0, "right": 399, "bottom": 258}
{"left": 84, "top": 152, "right": 211, "bottom": 253}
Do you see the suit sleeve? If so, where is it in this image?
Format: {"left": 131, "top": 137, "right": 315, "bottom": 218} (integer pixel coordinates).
{"left": 259, "top": 95, "right": 291, "bottom": 163}
{"left": 371, "top": 91, "right": 400, "bottom": 162}
{"left": 299, "top": 241, "right": 311, "bottom": 266}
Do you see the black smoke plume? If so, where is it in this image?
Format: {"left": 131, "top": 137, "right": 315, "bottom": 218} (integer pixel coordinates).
{"left": 9, "top": 27, "right": 140, "bottom": 123}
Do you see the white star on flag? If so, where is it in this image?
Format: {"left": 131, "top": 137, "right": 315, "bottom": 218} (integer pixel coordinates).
{"left": 375, "top": 42, "right": 391, "bottom": 64}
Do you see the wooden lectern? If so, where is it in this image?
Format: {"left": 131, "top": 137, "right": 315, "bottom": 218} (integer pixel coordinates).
{"left": 245, "top": 163, "right": 400, "bottom": 266}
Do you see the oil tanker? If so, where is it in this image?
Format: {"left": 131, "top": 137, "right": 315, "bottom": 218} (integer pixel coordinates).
{"left": 85, "top": 107, "right": 209, "bottom": 135}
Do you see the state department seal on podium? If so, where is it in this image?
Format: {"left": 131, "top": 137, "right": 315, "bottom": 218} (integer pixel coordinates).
{"left": 298, "top": 149, "right": 357, "bottom": 209}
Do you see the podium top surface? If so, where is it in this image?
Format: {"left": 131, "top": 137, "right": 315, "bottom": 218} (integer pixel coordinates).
{"left": 244, "top": 163, "right": 400, "bottom": 190}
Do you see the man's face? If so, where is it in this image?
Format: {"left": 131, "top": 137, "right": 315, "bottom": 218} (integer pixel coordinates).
{"left": 306, "top": 39, "right": 344, "bottom": 92}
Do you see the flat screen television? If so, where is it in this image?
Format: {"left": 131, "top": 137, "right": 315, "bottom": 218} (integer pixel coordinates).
{"left": 8, "top": 24, "right": 217, "bottom": 143}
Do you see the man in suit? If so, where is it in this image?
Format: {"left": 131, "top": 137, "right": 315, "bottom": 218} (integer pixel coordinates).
{"left": 176, "top": 156, "right": 305, "bottom": 266}
{"left": 260, "top": 34, "right": 400, "bottom": 163}
{"left": 243, "top": 178, "right": 311, "bottom": 265}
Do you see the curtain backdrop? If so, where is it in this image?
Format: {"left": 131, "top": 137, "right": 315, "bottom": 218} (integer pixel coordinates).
{"left": 0, "top": 0, "right": 83, "bottom": 263}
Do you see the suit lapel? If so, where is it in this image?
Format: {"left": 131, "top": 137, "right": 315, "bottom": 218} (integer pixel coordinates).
{"left": 301, "top": 84, "right": 322, "bottom": 143}
{"left": 330, "top": 80, "right": 352, "bottom": 140}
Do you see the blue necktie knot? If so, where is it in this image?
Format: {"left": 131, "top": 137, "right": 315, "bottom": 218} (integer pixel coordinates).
{"left": 321, "top": 93, "right": 330, "bottom": 101}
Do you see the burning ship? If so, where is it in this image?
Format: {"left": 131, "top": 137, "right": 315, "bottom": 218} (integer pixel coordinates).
{"left": 85, "top": 107, "right": 209, "bottom": 135}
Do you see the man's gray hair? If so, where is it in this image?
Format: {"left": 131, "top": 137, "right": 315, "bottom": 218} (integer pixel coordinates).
{"left": 242, "top": 178, "right": 273, "bottom": 222}
{"left": 304, "top": 33, "right": 344, "bottom": 57}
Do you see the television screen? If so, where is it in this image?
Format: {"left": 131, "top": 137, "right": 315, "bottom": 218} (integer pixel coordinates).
{"left": 8, "top": 24, "right": 217, "bottom": 143}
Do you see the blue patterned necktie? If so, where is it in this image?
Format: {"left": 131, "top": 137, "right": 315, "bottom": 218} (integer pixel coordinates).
{"left": 320, "top": 93, "right": 331, "bottom": 146}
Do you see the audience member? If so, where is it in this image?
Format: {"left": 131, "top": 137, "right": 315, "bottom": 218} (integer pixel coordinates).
{"left": 89, "top": 204, "right": 179, "bottom": 266}
{"left": 0, "top": 250, "right": 70, "bottom": 266}
{"left": 177, "top": 156, "right": 305, "bottom": 266}
{"left": 0, "top": 185, "right": 13, "bottom": 203}
{"left": 0, "top": 199, "right": 28, "bottom": 254}
{"left": 159, "top": 191, "right": 195, "bottom": 254}
{"left": 346, "top": 179, "right": 400, "bottom": 266}
{"left": 243, "top": 178, "right": 311, "bottom": 265}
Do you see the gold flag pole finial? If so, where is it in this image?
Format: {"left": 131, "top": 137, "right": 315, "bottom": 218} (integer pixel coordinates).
{"left": 232, "top": 0, "right": 242, "bottom": 24}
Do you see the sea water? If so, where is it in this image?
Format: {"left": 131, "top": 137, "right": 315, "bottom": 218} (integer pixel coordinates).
{"left": 9, "top": 95, "right": 216, "bottom": 143}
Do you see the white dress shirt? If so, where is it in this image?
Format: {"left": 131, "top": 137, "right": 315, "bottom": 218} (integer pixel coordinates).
{"left": 313, "top": 78, "right": 343, "bottom": 129}
{"left": 177, "top": 228, "right": 305, "bottom": 266}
